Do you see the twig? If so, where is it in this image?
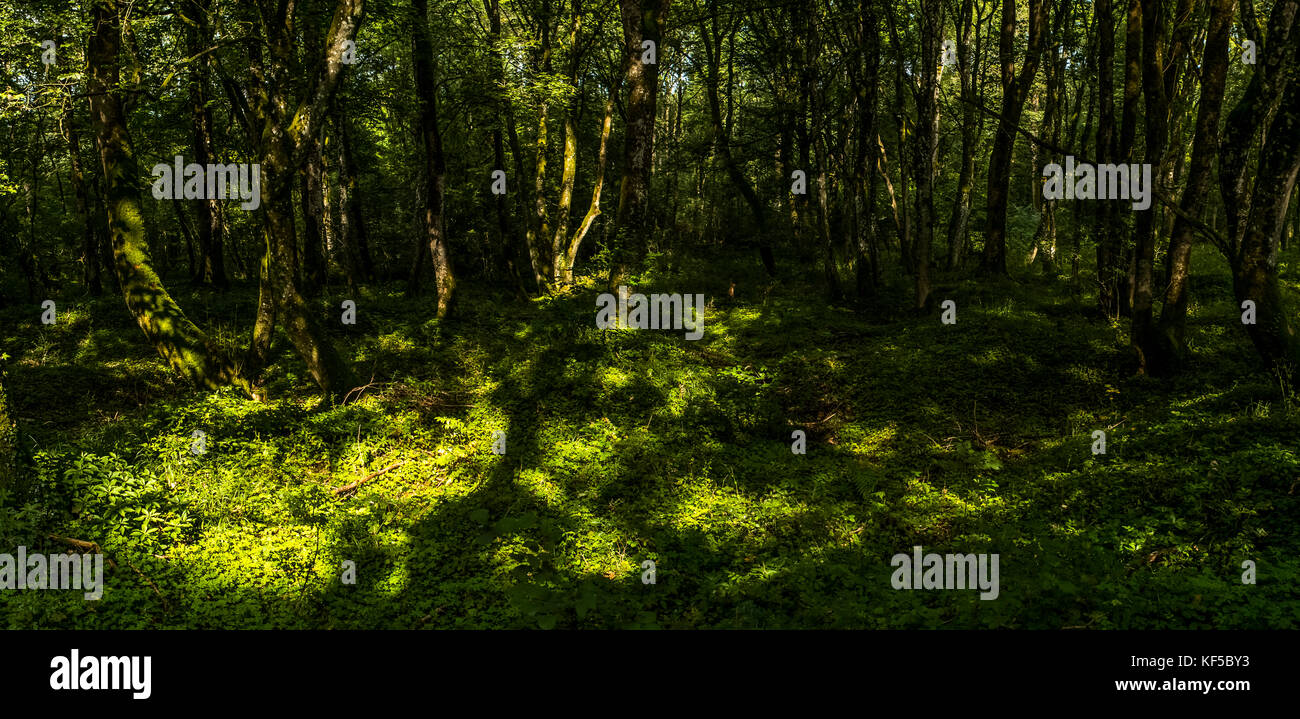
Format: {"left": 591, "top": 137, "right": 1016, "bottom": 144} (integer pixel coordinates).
{"left": 333, "top": 460, "right": 407, "bottom": 496}
{"left": 49, "top": 534, "right": 168, "bottom": 609}
{"left": 121, "top": 557, "right": 169, "bottom": 610}
{"left": 341, "top": 375, "right": 381, "bottom": 405}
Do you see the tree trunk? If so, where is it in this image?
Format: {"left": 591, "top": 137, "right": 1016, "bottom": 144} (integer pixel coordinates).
{"left": 187, "top": 0, "right": 228, "bottom": 290}
{"left": 337, "top": 116, "right": 373, "bottom": 284}
{"left": 1232, "top": 64, "right": 1300, "bottom": 382}
{"left": 64, "top": 98, "right": 103, "bottom": 296}
{"left": 699, "top": 1, "right": 774, "bottom": 278}
{"left": 87, "top": 0, "right": 252, "bottom": 396}
{"left": 1031, "top": 3, "right": 1066, "bottom": 277}
{"left": 550, "top": 2, "right": 584, "bottom": 286}
{"left": 611, "top": 0, "right": 673, "bottom": 285}
{"left": 912, "top": 0, "right": 943, "bottom": 308}
{"left": 980, "top": 0, "right": 1046, "bottom": 275}
{"left": 946, "top": 0, "right": 980, "bottom": 271}
{"left": 301, "top": 138, "right": 328, "bottom": 296}
{"left": 410, "top": 0, "right": 455, "bottom": 317}
{"left": 1115, "top": 0, "right": 1143, "bottom": 315}
{"left": 483, "top": 0, "right": 527, "bottom": 293}
{"left": 853, "top": 0, "right": 880, "bottom": 299}
{"left": 1155, "top": 0, "right": 1236, "bottom": 371}
{"left": 249, "top": 0, "right": 363, "bottom": 398}
{"left": 562, "top": 93, "right": 614, "bottom": 284}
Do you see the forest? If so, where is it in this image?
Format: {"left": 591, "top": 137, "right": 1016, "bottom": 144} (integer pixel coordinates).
{"left": 0, "top": 0, "right": 1297, "bottom": 629}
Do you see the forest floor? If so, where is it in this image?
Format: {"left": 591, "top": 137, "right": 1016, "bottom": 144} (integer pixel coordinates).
{"left": 2, "top": 245, "right": 1299, "bottom": 628}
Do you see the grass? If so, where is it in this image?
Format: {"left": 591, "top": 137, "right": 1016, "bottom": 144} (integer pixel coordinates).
{"left": 2, "top": 244, "right": 1299, "bottom": 629}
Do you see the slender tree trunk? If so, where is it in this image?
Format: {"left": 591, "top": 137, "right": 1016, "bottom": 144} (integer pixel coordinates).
{"left": 484, "top": 0, "right": 527, "bottom": 293}
{"left": 410, "top": 0, "right": 455, "bottom": 316}
{"left": 1115, "top": 0, "right": 1143, "bottom": 315}
{"left": 1094, "top": 0, "right": 1120, "bottom": 315}
{"left": 337, "top": 116, "right": 373, "bottom": 283}
{"left": 1232, "top": 60, "right": 1300, "bottom": 382}
{"left": 187, "top": 0, "right": 227, "bottom": 290}
{"left": 563, "top": 93, "right": 614, "bottom": 283}
{"left": 1155, "top": 0, "right": 1235, "bottom": 372}
{"left": 886, "top": 10, "right": 914, "bottom": 275}
{"left": 947, "top": 0, "right": 979, "bottom": 271}
{"left": 64, "top": 99, "right": 103, "bottom": 295}
{"left": 980, "top": 0, "right": 1046, "bottom": 275}
{"left": 1031, "top": 4, "right": 1065, "bottom": 277}
{"left": 913, "top": 0, "right": 943, "bottom": 308}
{"left": 853, "top": 0, "right": 880, "bottom": 299}
{"left": 550, "top": 2, "right": 584, "bottom": 286}
{"left": 301, "top": 138, "right": 327, "bottom": 296}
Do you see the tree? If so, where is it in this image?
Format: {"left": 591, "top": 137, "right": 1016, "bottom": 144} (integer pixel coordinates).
{"left": 610, "top": 0, "right": 672, "bottom": 285}
{"left": 410, "top": 0, "right": 456, "bottom": 317}
{"left": 946, "top": 0, "right": 989, "bottom": 271}
{"left": 980, "top": 0, "right": 1046, "bottom": 275}
{"left": 1154, "top": 0, "right": 1236, "bottom": 371}
{"left": 182, "top": 0, "right": 228, "bottom": 290}
{"left": 1216, "top": 0, "right": 1300, "bottom": 382}
{"left": 86, "top": 0, "right": 253, "bottom": 396}
{"left": 246, "top": 0, "right": 363, "bottom": 398}
{"left": 911, "top": 0, "right": 943, "bottom": 308}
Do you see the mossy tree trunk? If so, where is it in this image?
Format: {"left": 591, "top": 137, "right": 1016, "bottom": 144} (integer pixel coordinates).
{"left": 87, "top": 0, "right": 253, "bottom": 396}
{"left": 249, "top": 0, "right": 363, "bottom": 399}
{"left": 1217, "top": 0, "right": 1300, "bottom": 384}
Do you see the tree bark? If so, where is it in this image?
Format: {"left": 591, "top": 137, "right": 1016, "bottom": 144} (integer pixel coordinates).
{"left": 562, "top": 93, "right": 614, "bottom": 284}
{"left": 853, "top": 0, "right": 880, "bottom": 299}
{"left": 336, "top": 116, "right": 373, "bottom": 284}
{"left": 946, "top": 0, "right": 982, "bottom": 270}
{"left": 699, "top": 1, "right": 775, "bottom": 278}
{"left": 550, "top": 1, "right": 584, "bottom": 286}
{"left": 301, "top": 137, "right": 328, "bottom": 296}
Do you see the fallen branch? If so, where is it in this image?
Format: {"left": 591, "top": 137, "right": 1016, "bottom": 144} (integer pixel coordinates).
{"left": 333, "top": 460, "right": 407, "bottom": 496}
{"left": 49, "top": 534, "right": 167, "bottom": 608}
{"left": 48, "top": 534, "right": 117, "bottom": 569}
